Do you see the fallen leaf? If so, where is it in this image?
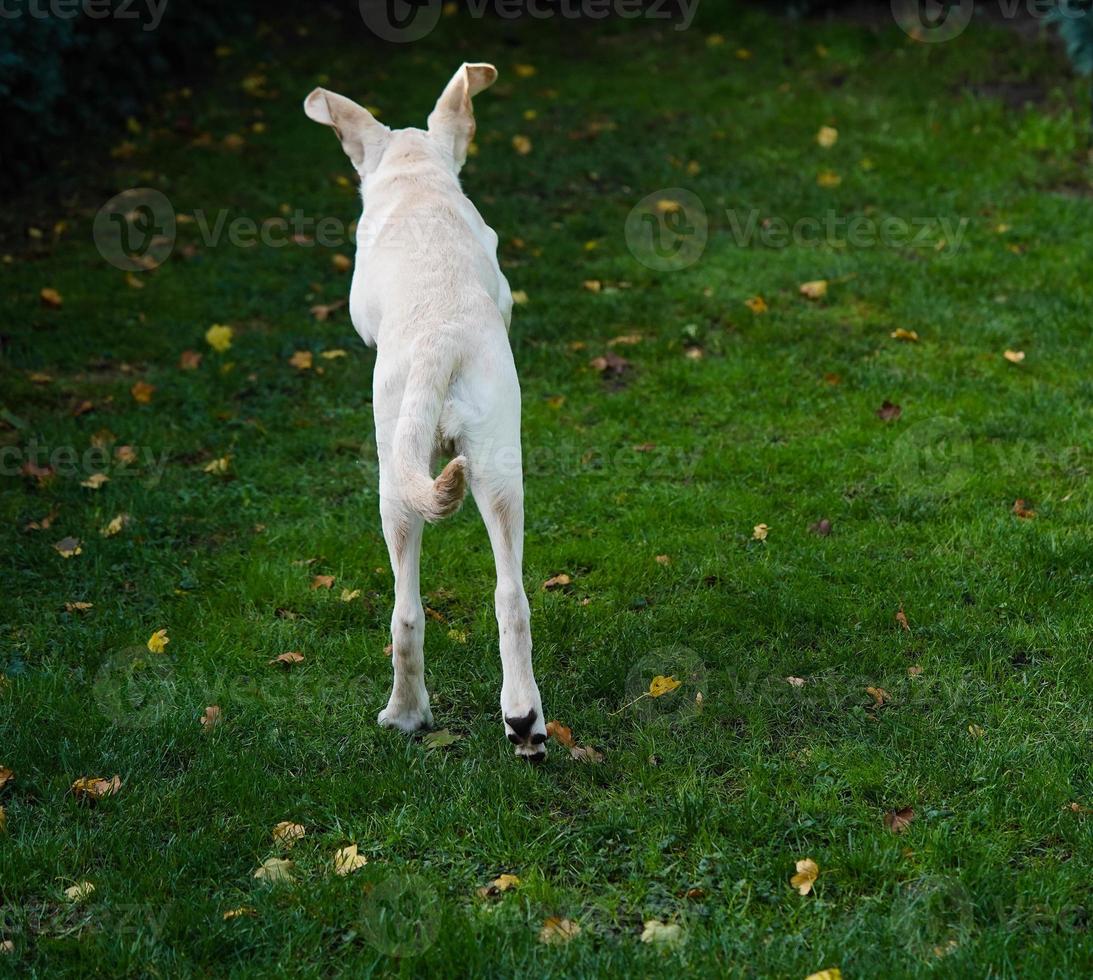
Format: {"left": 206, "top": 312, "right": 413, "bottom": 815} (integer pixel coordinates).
{"left": 331, "top": 254, "right": 352, "bottom": 273}
{"left": 655, "top": 554, "right": 671, "bottom": 565}
{"left": 40, "top": 287, "right": 63, "bottom": 308}
{"left": 542, "top": 573, "right": 572, "bottom": 591}
{"left": 223, "top": 906, "right": 257, "bottom": 920}
{"left": 80, "top": 473, "right": 109, "bottom": 490}
{"left": 1003, "top": 349, "right": 1025, "bottom": 364}
{"left": 805, "top": 970, "right": 842, "bottom": 980}
{"left": 799, "top": 279, "right": 828, "bottom": 300}
{"left": 791, "top": 858, "right": 819, "bottom": 896}
{"left": 583, "top": 279, "right": 602, "bottom": 293}
{"left": 514, "top": 63, "right": 537, "bottom": 78}
{"left": 205, "top": 324, "right": 233, "bottom": 352}
{"left": 641, "top": 920, "right": 683, "bottom": 945}
{"left": 477, "top": 873, "right": 520, "bottom": 898}
{"left": 54, "top": 537, "right": 82, "bottom": 558}
{"left": 101, "top": 514, "right": 129, "bottom": 538}
{"left": 512, "top": 135, "right": 533, "bottom": 155}
{"left": 967, "top": 723, "right": 985, "bottom": 738}
{"left": 891, "top": 328, "right": 919, "bottom": 342}
{"left": 64, "top": 882, "right": 95, "bottom": 902}
{"left": 72, "top": 399, "right": 95, "bottom": 418}
{"left": 65, "top": 601, "right": 94, "bottom": 613}
{"left": 538, "top": 917, "right": 580, "bottom": 945}
{"left": 340, "top": 588, "right": 361, "bottom": 602}
{"left": 0, "top": 768, "right": 13, "bottom": 790}
{"left": 147, "top": 629, "right": 169, "bottom": 653}
{"left": 511, "top": 289, "right": 529, "bottom": 305}
{"left": 320, "top": 349, "right": 347, "bottom": 360}
{"left": 1012, "top": 499, "right": 1036, "bottom": 519}
{"left": 895, "top": 606, "right": 911, "bottom": 632}
{"left": 884, "top": 807, "right": 915, "bottom": 834}
{"left": 422, "top": 729, "right": 461, "bottom": 750}
{"left": 785, "top": 676, "right": 806, "bottom": 688}
{"left": 745, "top": 295, "right": 768, "bottom": 314}
{"left": 203, "top": 456, "right": 231, "bottom": 476}
{"left": 24, "top": 505, "right": 60, "bottom": 531}
{"left": 0, "top": 805, "right": 5, "bottom": 833}
{"left": 752, "top": 523, "right": 769, "bottom": 541}
{"left": 816, "top": 169, "right": 842, "bottom": 188}
{"left": 179, "top": 350, "right": 203, "bottom": 370}
{"left": 269, "top": 651, "right": 304, "bottom": 667}
{"left": 289, "top": 350, "right": 313, "bottom": 370}
{"left": 866, "top": 686, "right": 890, "bottom": 707}
{"left": 333, "top": 844, "right": 368, "bottom": 876}
{"left": 0, "top": 939, "right": 12, "bottom": 954}
{"left": 130, "top": 381, "right": 155, "bottom": 404}
{"left": 253, "top": 857, "right": 294, "bottom": 883}
{"left": 589, "top": 351, "right": 631, "bottom": 380}
{"left": 71, "top": 775, "right": 122, "bottom": 802}
{"left": 649, "top": 675, "right": 681, "bottom": 698}
{"left": 546, "top": 720, "right": 574, "bottom": 748}
{"left": 569, "top": 745, "right": 604, "bottom": 763}
{"left": 655, "top": 199, "right": 682, "bottom": 215}
{"left": 809, "top": 518, "right": 832, "bottom": 536}
{"left": 200, "top": 705, "right": 221, "bottom": 730}
{"left": 310, "top": 299, "right": 347, "bottom": 321}
{"left": 272, "top": 821, "right": 306, "bottom": 847}
{"left": 114, "top": 445, "right": 138, "bottom": 465}
{"left": 816, "top": 125, "right": 838, "bottom": 148}
{"left": 311, "top": 574, "right": 335, "bottom": 590}
{"left": 876, "top": 400, "right": 902, "bottom": 422}
{"left": 908, "top": 665, "right": 924, "bottom": 677}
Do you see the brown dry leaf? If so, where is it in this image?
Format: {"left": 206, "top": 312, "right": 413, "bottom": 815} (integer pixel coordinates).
{"left": 891, "top": 328, "right": 919, "bottom": 342}
{"left": 269, "top": 651, "right": 305, "bottom": 667}
{"left": 823, "top": 372, "right": 842, "bottom": 386}
{"left": 799, "top": 279, "right": 828, "bottom": 300}
{"left": 884, "top": 807, "right": 915, "bottom": 834}
{"left": 25, "top": 505, "right": 60, "bottom": 532}
{"left": 477, "top": 873, "right": 520, "bottom": 898}
{"left": 200, "top": 705, "right": 221, "bottom": 730}
{"left": 745, "top": 295, "right": 768, "bottom": 314}
{"left": 0, "top": 804, "right": 5, "bottom": 834}
{"left": 54, "top": 536, "right": 82, "bottom": 558}
{"left": 331, "top": 254, "right": 352, "bottom": 273}
{"left": 80, "top": 473, "right": 109, "bottom": 490}
{"left": 895, "top": 606, "right": 911, "bottom": 632}
{"left": 545, "top": 720, "right": 574, "bottom": 749}
{"left": 876, "top": 400, "right": 902, "bottom": 422}
{"left": 311, "top": 574, "right": 335, "bottom": 589}
{"left": 40, "top": 287, "right": 63, "bottom": 308}
{"left": 253, "top": 857, "right": 295, "bottom": 883}
{"left": 538, "top": 916, "right": 581, "bottom": 945}
{"left": 289, "top": 350, "right": 313, "bottom": 371}
{"left": 785, "top": 676, "right": 806, "bottom": 688}
{"left": 866, "top": 686, "right": 890, "bottom": 707}
{"left": 809, "top": 518, "right": 832, "bottom": 536}
{"left": 130, "top": 381, "right": 155, "bottom": 405}
{"left": 333, "top": 843, "right": 368, "bottom": 876}
{"left": 223, "top": 906, "right": 257, "bottom": 920}
{"left": 310, "top": 299, "right": 347, "bottom": 321}
{"left": 791, "top": 858, "right": 819, "bottom": 896}
{"left": 114, "top": 445, "right": 138, "bottom": 465}
{"left": 272, "top": 821, "right": 306, "bottom": 847}
{"left": 542, "top": 573, "right": 571, "bottom": 591}
{"left": 1003, "top": 349, "right": 1025, "bottom": 364}
{"left": 65, "top": 601, "right": 94, "bottom": 613}
{"left": 179, "top": 350, "right": 203, "bottom": 370}
{"left": 569, "top": 745, "right": 604, "bottom": 764}
{"left": 71, "top": 775, "right": 122, "bottom": 802}
{"left": 72, "top": 399, "right": 95, "bottom": 418}
{"left": 655, "top": 554, "right": 671, "bottom": 565}
{"left": 908, "top": 665, "right": 924, "bottom": 677}
{"left": 0, "top": 767, "right": 13, "bottom": 791}
{"left": 1012, "top": 499, "right": 1036, "bottom": 519}
{"left": 589, "top": 351, "right": 631, "bottom": 380}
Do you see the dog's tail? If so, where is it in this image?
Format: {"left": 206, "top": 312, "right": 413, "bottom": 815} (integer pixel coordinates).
{"left": 392, "top": 343, "right": 467, "bottom": 523}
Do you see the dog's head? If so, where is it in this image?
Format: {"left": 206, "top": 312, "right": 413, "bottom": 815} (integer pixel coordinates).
{"left": 303, "top": 63, "right": 497, "bottom": 178}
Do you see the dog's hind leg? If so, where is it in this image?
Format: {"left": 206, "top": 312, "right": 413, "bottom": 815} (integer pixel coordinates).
{"left": 471, "top": 473, "right": 547, "bottom": 760}
{"left": 377, "top": 500, "right": 434, "bottom": 733}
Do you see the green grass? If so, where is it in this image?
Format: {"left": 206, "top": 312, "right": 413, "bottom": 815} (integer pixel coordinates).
{"left": 2, "top": 4, "right": 1092, "bottom": 976}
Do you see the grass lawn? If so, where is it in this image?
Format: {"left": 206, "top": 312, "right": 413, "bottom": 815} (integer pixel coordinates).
{"left": 2, "top": 3, "right": 1092, "bottom": 976}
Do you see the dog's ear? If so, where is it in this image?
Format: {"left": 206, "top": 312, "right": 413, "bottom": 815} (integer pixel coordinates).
{"left": 304, "top": 87, "right": 390, "bottom": 172}
{"left": 427, "top": 63, "right": 497, "bottom": 169}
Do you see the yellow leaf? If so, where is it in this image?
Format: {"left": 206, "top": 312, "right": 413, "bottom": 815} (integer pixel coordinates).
{"left": 125, "top": 273, "right": 144, "bottom": 289}
{"left": 816, "top": 126, "right": 839, "bottom": 148}
{"left": 511, "top": 290, "right": 529, "bottom": 305}
{"left": 340, "top": 588, "right": 361, "bottom": 602}
{"left": 333, "top": 843, "right": 368, "bottom": 876}
{"left": 648, "top": 675, "right": 681, "bottom": 698}
{"left": 736, "top": 48, "right": 752, "bottom": 60}
{"left": 706, "top": 34, "right": 725, "bottom": 47}
{"left": 272, "top": 821, "right": 306, "bottom": 847}
{"left": 80, "top": 473, "right": 109, "bottom": 490}
{"left": 253, "top": 857, "right": 294, "bottom": 883}
{"left": 320, "top": 349, "right": 347, "bottom": 360}
{"left": 891, "top": 328, "right": 919, "bottom": 342}
{"left": 289, "top": 350, "right": 313, "bottom": 370}
{"left": 147, "top": 629, "right": 169, "bottom": 653}
{"left": 816, "top": 170, "right": 842, "bottom": 188}
{"left": 514, "top": 63, "right": 537, "bottom": 78}
{"left": 40, "top": 287, "right": 63, "bottom": 309}
{"left": 269, "top": 651, "right": 305, "bottom": 667}
{"left": 0, "top": 768, "right": 12, "bottom": 791}
{"left": 66, "top": 601, "right": 94, "bottom": 613}
{"left": 1003, "top": 349, "right": 1025, "bottom": 364}
{"left": 866, "top": 686, "right": 890, "bottom": 707}
{"left": 477, "top": 872, "right": 520, "bottom": 897}
{"left": 655, "top": 199, "right": 682, "bottom": 215}
{"left": 745, "top": 295, "right": 768, "bottom": 314}
{"left": 512, "top": 135, "right": 533, "bottom": 156}
{"left": 71, "top": 775, "right": 122, "bottom": 802}
{"left": 641, "top": 920, "right": 683, "bottom": 945}
{"left": 203, "top": 456, "right": 231, "bottom": 476}
{"left": 205, "top": 324, "right": 234, "bottom": 352}
{"left": 311, "top": 574, "right": 335, "bottom": 590}
{"left": 130, "top": 381, "right": 155, "bottom": 404}
{"left": 791, "top": 858, "right": 819, "bottom": 896}
{"left": 805, "top": 970, "right": 842, "bottom": 980}
{"left": 538, "top": 916, "right": 580, "bottom": 944}
{"left": 64, "top": 882, "right": 95, "bottom": 902}
{"left": 223, "top": 906, "right": 257, "bottom": 920}
{"left": 54, "top": 536, "right": 82, "bottom": 558}
{"left": 799, "top": 280, "right": 828, "bottom": 300}
{"left": 753, "top": 523, "right": 769, "bottom": 541}
{"left": 332, "top": 254, "right": 352, "bottom": 273}
{"left": 968, "top": 723, "right": 985, "bottom": 738}
{"left": 101, "top": 514, "right": 129, "bottom": 538}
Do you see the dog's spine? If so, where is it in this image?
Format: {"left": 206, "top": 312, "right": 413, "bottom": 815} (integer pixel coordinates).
{"left": 393, "top": 342, "right": 467, "bottom": 523}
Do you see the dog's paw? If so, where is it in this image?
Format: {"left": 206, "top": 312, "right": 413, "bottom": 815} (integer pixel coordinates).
{"left": 378, "top": 702, "right": 434, "bottom": 733}
{"left": 504, "top": 708, "right": 548, "bottom": 762}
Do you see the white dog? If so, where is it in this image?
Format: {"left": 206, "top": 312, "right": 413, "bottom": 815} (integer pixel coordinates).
{"left": 304, "top": 64, "right": 547, "bottom": 759}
